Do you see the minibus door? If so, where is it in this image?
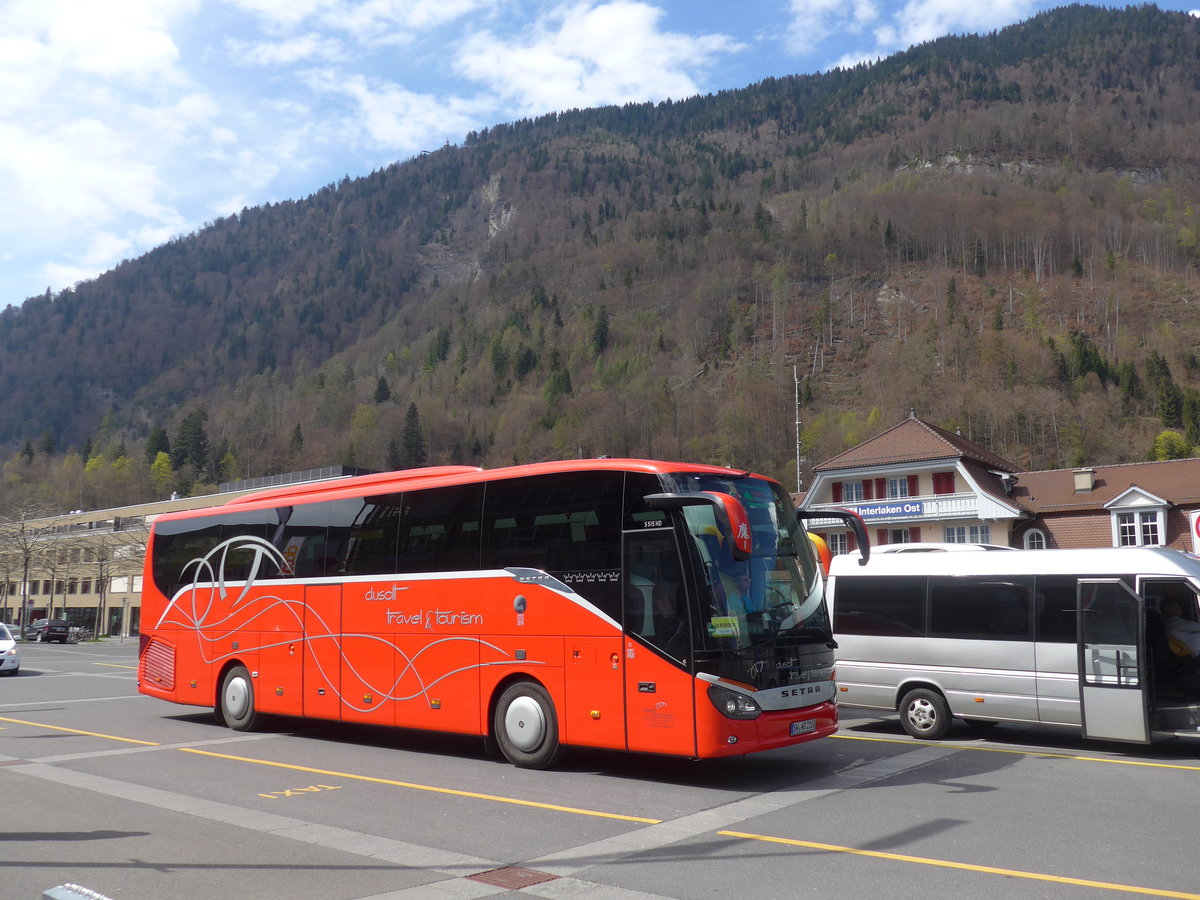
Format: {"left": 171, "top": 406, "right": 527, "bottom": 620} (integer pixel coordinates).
{"left": 1077, "top": 578, "right": 1150, "bottom": 743}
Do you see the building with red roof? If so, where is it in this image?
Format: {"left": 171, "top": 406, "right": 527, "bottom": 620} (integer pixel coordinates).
{"left": 799, "top": 413, "right": 1200, "bottom": 555}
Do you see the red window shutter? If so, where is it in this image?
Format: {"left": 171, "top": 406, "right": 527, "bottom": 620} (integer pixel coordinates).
{"left": 909, "top": 526, "right": 921, "bottom": 543}
{"left": 933, "top": 472, "right": 954, "bottom": 495}
{"left": 877, "top": 529, "right": 888, "bottom": 545}
{"left": 908, "top": 475, "right": 919, "bottom": 496}
{"left": 847, "top": 531, "right": 857, "bottom": 551}
{"left": 863, "top": 480, "right": 873, "bottom": 500}
{"left": 875, "top": 478, "right": 886, "bottom": 499}
{"left": 832, "top": 481, "right": 843, "bottom": 503}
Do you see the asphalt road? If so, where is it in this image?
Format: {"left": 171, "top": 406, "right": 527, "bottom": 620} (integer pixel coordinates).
{"left": 2, "top": 639, "right": 1199, "bottom": 900}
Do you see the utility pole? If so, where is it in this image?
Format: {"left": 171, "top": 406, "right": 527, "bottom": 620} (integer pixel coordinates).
{"left": 793, "top": 365, "right": 803, "bottom": 493}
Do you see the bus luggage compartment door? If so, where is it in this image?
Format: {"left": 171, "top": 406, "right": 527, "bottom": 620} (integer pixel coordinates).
{"left": 1077, "top": 579, "right": 1150, "bottom": 743}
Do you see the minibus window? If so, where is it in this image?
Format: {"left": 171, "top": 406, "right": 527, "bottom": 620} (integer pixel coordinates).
{"left": 833, "top": 576, "right": 925, "bottom": 637}
{"left": 1033, "top": 575, "right": 1078, "bottom": 642}
{"left": 929, "top": 577, "right": 1033, "bottom": 641}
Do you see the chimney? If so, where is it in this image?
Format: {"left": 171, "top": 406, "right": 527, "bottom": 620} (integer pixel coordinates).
{"left": 1073, "top": 468, "right": 1095, "bottom": 493}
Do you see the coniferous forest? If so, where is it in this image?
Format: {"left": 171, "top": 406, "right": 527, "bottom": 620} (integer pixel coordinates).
{"left": 4, "top": 4, "right": 1200, "bottom": 511}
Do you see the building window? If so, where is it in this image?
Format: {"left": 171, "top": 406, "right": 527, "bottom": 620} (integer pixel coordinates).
{"left": 1141, "top": 515, "right": 1160, "bottom": 546}
{"left": 842, "top": 481, "right": 863, "bottom": 502}
{"left": 887, "top": 478, "right": 910, "bottom": 499}
{"left": 945, "top": 525, "right": 991, "bottom": 543}
{"left": 1023, "top": 529, "right": 1046, "bottom": 550}
{"left": 888, "top": 528, "right": 912, "bottom": 544}
{"left": 932, "top": 471, "right": 956, "bottom": 495}
{"left": 826, "top": 532, "right": 848, "bottom": 556}
{"left": 1114, "top": 510, "right": 1164, "bottom": 547}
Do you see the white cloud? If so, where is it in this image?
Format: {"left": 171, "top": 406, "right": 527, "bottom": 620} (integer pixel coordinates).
{"left": 308, "top": 70, "right": 485, "bottom": 153}
{"left": 455, "top": 0, "right": 741, "bottom": 114}
{"left": 226, "top": 32, "right": 348, "bottom": 66}
{"left": 785, "top": 0, "right": 880, "bottom": 56}
{"left": 0, "top": 0, "right": 195, "bottom": 81}
{"left": 225, "top": 0, "right": 493, "bottom": 41}
{"left": 787, "top": 0, "right": 1043, "bottom": 68}
{"left": 886, "top": 0, "right": 1041, "bottom": 47}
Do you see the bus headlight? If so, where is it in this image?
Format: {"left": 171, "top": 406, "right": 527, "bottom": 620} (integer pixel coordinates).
{"left": 707, "top": 684, "right": 761, "bottom": 720}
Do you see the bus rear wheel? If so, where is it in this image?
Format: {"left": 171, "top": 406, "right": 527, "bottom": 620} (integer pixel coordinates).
{"left": 899, "top": 688, "right": 951, "bottom": 740}
{"left": 493, "top": 681, "right": 561, "bottom": 769}
{"left": 220, "top": 665, "right": 259, "bottom": 732}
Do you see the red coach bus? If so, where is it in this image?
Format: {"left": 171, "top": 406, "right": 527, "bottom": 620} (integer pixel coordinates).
{"left": 138, "top": 459, "right": 868, "bottom": 767}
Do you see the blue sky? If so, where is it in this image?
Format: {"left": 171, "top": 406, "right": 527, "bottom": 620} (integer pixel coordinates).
{"left": 1, "top": 1, "right": 1198, "bottom": 308}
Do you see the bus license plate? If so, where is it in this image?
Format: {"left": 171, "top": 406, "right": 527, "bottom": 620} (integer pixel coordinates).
{"left": 790, "top": 719, "right": 816, "bottom": 736}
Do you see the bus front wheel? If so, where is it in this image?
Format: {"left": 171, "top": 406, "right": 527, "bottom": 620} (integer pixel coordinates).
{"left": 899, "top": 688, "right": 951, "bottom": 740}
{"left": 220, "top": 665, "right": 259, "bottom": 732}
{"left": 493, "top": 681, "right": 561, "bottom": 769}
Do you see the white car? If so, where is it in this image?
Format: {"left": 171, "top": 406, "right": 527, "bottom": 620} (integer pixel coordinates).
{"left": 0, "top": 623, "right": 19, "bottom": 676}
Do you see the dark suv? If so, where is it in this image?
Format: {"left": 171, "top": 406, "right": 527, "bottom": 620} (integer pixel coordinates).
{"left": 27, "top": 618, "right": 74, "bottom": 643}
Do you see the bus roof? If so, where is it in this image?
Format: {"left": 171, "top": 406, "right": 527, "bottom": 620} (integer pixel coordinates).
{"left": 154, "top": 458, "right": 765, "bottom": 524}
{"left": 828, "top": 545, "right": 1200, "bottom": 579}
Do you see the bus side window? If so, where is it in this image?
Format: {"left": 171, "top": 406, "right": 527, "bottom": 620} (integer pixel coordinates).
{"left": 483, "top": 472, "right": 623, "bottom": 620}
{"left": 396, "top": 484, "right": 483, "bottom": 573}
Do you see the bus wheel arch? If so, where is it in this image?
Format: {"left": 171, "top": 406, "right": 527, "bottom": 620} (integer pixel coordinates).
{"left": 490, "top": 677, "right": 562, "bottom": 769}
{"left": 897, "top": 685, "right": 952, "bottom": 740}
{"left": 217, "top": 662, "right": 259, "bottom": 732}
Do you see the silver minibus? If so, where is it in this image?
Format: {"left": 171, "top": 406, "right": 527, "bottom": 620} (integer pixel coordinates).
{"left": 827, "top": 546, "right": 1200, "bottom": 743}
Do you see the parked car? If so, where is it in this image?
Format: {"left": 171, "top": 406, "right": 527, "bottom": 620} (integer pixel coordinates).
{"left": 25, "top": 618, "right": 74, "bottom": 643}
{"left": 22, "top": 618, "right": 46, "bottom": 640}
{"left": 0, "top": 623, "right": 19, "bottom": 675}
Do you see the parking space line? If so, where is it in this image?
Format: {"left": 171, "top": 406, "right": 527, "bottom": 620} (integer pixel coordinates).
{"left": 0, "top": 715, "right": 160, "bottom": 745}
{"left": 178, "top": 747, "right": 663, "bottom": 824}
{"left": 718, "top": 830, "right": 1200, "bottom": 898}
{"left": 833, "top": 733, "right": 1200, "bottom": 771}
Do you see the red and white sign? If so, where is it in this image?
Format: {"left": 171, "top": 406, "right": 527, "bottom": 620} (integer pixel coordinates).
{"left": 1191, "top": 509, "right": 1200, "bottom": 555}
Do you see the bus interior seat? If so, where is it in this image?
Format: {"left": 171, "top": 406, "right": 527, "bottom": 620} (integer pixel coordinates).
{"left": 1146, "top": 607, "right": 1200, "bottom": 697}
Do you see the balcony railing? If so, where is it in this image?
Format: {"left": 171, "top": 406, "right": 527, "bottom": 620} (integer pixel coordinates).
{"left": 803, "top": 492, "right": 980, "bottom": 527}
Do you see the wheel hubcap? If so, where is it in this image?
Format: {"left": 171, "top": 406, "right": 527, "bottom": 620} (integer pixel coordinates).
{"left": 224, "top": 676, "right": 249, "bottom": 719}
{"left": 504, "top": 696, "right": 545, "bottom": 752}
{"left": 908, "top": 699, "right": 935, "bottom": 732}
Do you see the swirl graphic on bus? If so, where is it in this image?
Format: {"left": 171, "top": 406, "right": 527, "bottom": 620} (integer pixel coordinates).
{"left": 157, "top": 536, "right": 541, "bottom": 713}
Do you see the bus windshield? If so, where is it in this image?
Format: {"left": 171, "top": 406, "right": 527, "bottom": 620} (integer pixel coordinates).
{"left": 663, "top": 473, "right": 829, "bottom": 653}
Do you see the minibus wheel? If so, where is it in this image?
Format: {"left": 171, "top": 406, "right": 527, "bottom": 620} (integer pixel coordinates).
{"left": 899, "top": 687, "right": 951, "bottom": 740}
{"left": 493, "top": 681, "right": 561, "bottom": 769}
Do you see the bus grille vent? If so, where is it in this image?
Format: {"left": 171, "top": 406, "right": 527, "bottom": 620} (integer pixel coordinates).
{"left": 142, "top": 638, "right": 176, "bottom": 691}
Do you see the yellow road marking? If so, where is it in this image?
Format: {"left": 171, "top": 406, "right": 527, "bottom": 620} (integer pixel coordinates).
{"left": 719, "top": 831, "right": 1200, "bottom": 898}
{"left": 0, "top": 716, "right": 160, "bottom": 746}
{"left": 94, "top": 663, "right": 137, "bottom": 670}
{"left": 833, "top": 733, "right": 1200, "bottom": 771}
{"left": 179, "top": 747, "right": 662, "bottom": 823}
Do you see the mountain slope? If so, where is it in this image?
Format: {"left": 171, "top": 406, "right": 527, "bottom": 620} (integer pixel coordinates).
{"left": 3, "top": 4, "right": 1200, "bottom": 508}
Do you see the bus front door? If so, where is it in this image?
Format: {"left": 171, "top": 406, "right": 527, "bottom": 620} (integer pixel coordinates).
{"left": 1077, "top": 578, "right": 1150, "bottom": 743}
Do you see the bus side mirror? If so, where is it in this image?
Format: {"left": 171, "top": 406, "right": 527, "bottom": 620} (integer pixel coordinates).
{"left": 798, "top": 508, "right": 871, "bottom": 565}
{"left": 644, "top": 491, "right": 752, "bottom": 562}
